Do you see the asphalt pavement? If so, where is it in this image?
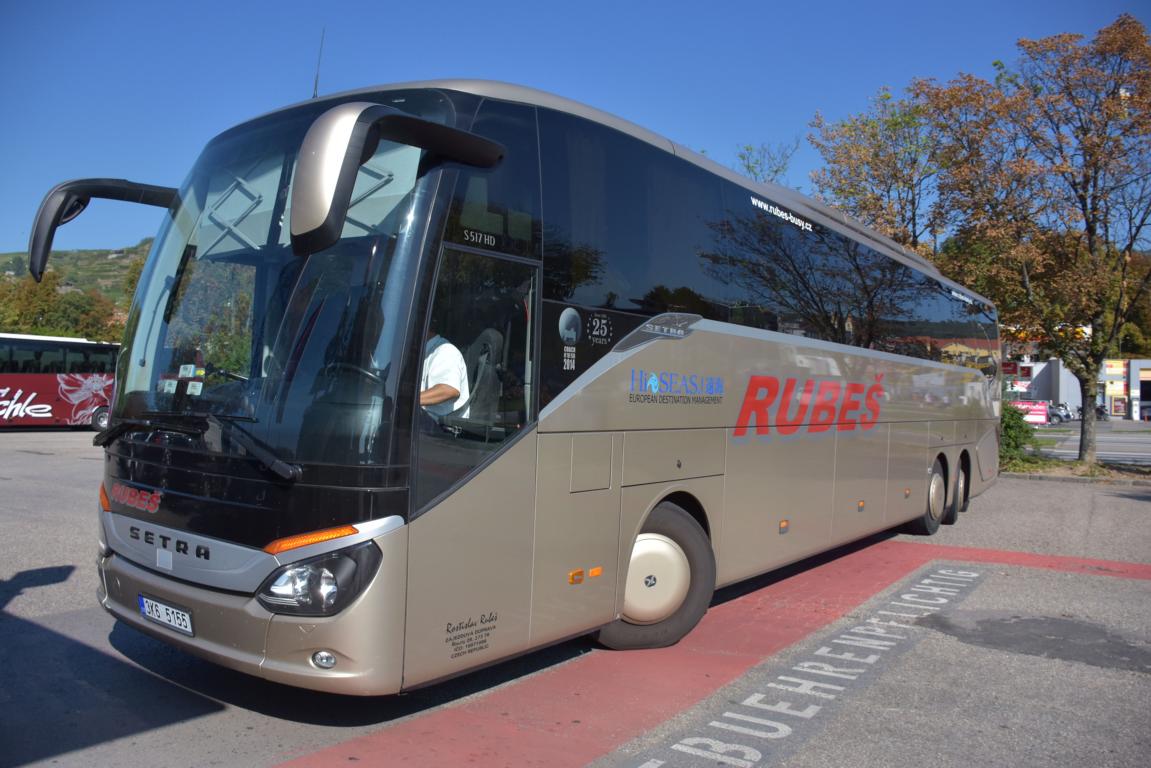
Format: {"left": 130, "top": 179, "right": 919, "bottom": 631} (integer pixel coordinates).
{"left": 1038, "top": 418, "right": 1151, "bottom": 464}
{"left": 1, "top": 429, "right": 1148, "bottom": 768}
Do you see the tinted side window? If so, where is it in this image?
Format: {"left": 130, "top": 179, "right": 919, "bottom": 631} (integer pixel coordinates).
{"left": 415, "top": 249, "right": 538, "bottom": 509}
{"left": 443, "top": 100, "right": 541, "bottom": 259}
{"left": 540, "top": 110, "right": 728, "bottom": 318}
{"left": 707, "top": 183, "right": 911, "bottom": 343}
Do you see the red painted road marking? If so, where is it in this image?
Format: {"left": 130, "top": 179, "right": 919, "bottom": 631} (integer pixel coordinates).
{"left": 277, "top": 541, "right": 1150, "bottom": 767}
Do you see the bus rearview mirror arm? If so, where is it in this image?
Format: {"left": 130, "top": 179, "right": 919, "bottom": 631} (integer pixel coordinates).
{"left": 28, "top": 179, "right": 177, "bottom": 282}
{"left": 290, "top": 102, "right": 505, "bottom": 256}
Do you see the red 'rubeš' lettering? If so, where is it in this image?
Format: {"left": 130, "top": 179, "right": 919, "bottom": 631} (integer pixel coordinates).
{"left": 734, "top": 374, "right": 884, "bottom": 437}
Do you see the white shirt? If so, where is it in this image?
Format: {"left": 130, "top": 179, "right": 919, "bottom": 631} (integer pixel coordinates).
{"left": 421, "top": 335, "right": 470, "bottom": 418}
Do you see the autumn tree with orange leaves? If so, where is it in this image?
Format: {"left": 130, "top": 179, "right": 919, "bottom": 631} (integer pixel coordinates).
{"left": 800, "top": 15, "right": 1151, "bottom": 464}
{"left": 920, "top": 14, "right": 1151, "bottom": 462}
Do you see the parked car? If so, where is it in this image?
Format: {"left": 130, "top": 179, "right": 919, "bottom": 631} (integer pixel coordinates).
{"left": 1054, "top": 403, "right": 1073, "bottom": 421}
{"left": 1046, "top": 403, "right": 1065, "bottom": 424}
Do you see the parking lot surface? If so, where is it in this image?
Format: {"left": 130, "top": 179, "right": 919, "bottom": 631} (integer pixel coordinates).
{"left": 1, "top": 430, "right": 1148, "bottom": 767}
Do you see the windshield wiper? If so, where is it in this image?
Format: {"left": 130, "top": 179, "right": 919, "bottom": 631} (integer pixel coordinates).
{"left": 97, "top": 411, "right": 302, "bottom": 482}
{"left": 204, "top": 413, "right": 302, "bottom": 482}
{"left": 92, "top": 416, "right": 207, "bottom": 447}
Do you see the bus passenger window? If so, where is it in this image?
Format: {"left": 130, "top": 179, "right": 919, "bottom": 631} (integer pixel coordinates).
{"left": 415, "top": 249, "right": 537, "bottom": 510}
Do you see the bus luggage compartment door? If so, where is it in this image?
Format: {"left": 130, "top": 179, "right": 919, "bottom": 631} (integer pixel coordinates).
{"left": 529, "top": 432, "right": 624, "bottom": 648}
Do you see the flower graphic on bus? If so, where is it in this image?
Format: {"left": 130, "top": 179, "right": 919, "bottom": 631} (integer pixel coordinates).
{"left": 56, "top": 373, "right": 113, "bottom": 425}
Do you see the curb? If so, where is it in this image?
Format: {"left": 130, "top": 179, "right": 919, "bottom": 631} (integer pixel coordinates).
{"left": 1001, "top": 471, "right": 1151, "bottom": 488}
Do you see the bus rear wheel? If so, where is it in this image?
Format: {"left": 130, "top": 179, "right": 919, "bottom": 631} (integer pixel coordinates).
{"left": 908, "top": 458, "right": 946, "bottom": 536}
{"left": 595, "top": 501, "right": 715, "bottom": 651}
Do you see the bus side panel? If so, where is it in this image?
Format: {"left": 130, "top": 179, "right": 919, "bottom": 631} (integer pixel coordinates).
{"left": 830, "top": 424, "right": 890, "bottom": 544}
{"left": 718, "top": 429, "right": 835, "bottom": 588}
{"left": 530, "top": 432, "right": 623, "bottom": 648}
{"left": 886, "top": 422, "right": 931, "bottom": 525}
{"left": 402, "top": 432, "right": 538, "bottom": 689}
{"left": 972, "top": 419, "right": 1000, "bottom": 493}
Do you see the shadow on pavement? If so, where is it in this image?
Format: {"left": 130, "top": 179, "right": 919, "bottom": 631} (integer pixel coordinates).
{"left": 0, "top": 567, "right": 225, "bottom": 767}
{"left": 712, "top": 528, "right": 901, "bottom": 607}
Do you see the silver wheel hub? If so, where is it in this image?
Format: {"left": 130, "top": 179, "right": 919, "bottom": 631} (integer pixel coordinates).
{"left": 928, "top": 473, "right": 946, "bottom": 521}
{"left": 622, "top": 533, "right": 690, "bottom": 625}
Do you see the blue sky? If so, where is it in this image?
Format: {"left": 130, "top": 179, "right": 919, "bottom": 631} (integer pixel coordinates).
{"left": 0, "top": 0, "right": 1145, "bottom": 254}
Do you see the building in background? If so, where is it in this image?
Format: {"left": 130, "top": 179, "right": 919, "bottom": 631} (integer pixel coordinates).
{"left": 1005, "top": 358, "right": 1151, "bottom": 420}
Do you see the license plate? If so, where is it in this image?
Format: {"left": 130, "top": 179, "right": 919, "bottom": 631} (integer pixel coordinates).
{"left": 138, "top": 594, "right": 194, "bottom": 636}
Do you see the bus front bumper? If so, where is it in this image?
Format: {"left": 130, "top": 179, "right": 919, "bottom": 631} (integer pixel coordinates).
{"left": 97, "top": 529, "right": 408, "bottom": 696}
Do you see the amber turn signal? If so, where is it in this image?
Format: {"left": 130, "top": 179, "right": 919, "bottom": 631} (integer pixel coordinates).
{"left": 264, "top": 525, "right": 359, "bottom": 555}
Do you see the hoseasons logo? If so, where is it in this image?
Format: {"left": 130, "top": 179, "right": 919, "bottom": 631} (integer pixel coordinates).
{"left": 734, "top": 375, "right": 885, "bottom": 437}
{"left": 110, "top": 482, "right": 162, "bottom": 513}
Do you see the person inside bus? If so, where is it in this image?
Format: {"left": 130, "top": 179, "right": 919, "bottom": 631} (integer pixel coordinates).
{"left": 420, "top": 328, "right": 470, "bottom": 421}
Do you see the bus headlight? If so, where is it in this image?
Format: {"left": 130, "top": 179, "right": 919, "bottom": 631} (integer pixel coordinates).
{"left": 257, "top": 541, "right": 381, "bottom": 616}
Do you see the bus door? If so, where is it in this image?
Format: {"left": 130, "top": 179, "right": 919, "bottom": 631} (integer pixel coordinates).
{"left": 403, "top": 248, "right": 541, "bottom": 687}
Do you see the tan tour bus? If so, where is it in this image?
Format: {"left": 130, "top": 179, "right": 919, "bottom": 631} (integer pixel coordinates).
{"left": 28, "top": 80, "right": 1000, "bottom": 695}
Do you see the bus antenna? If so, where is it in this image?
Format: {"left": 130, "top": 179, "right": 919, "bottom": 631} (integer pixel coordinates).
{"left": 312, "top": 27, "right": 326, "bottom": 99}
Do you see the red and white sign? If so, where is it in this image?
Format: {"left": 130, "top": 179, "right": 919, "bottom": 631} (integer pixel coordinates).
{"left": 1010, "top": 400, "right": 1047, "bottom": 425}
{"left": 1001, "top": 361, "right": 1019, "bottom": 376}
{"left": 0, "top": 373, "right": 113, "bottom": 427}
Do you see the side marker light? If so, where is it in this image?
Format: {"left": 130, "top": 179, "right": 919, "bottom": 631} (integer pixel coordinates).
{"left": 99, "top": 484, "right": 111, "bottom": 513}
{"left": 568, "top": 569, "right": 585, "bottom": 585}
{"left": 779, "top": 520, "right": 790, "bottom": 534}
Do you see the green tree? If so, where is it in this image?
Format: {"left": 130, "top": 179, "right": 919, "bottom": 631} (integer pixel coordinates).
{"left": 735, "top": 138, "right": 799, "bottom": 186}
{"left": 0, "top": 271, "right": 119, "bottom": 339}
{"left": 808, "top": 87, "right": 943, "bottom": 255}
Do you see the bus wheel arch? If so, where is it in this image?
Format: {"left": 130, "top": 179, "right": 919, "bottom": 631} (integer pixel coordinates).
{"left": 661, "top": 491, "right": 711, "bottom": 541}
{"left": 595, "top": 497, "right": 716, "bottom": 651}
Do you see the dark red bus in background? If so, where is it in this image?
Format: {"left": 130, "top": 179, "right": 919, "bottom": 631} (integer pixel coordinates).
{"left": 0, "top": 332, "right": 117, "bottom": 429}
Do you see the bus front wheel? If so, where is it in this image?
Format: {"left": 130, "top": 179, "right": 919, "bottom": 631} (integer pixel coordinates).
{"left": 595, "top": 501, "right": 715, "bottom": 651}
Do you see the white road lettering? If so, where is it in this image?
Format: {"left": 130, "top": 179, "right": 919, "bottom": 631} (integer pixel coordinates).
{"left": 814, "top": 646, "right": 881, "bottom": 664}
{"left": 741, "top": 695, "right": 821, "bottom": 719}
{"left": 711, "top": 712, "right": 792, "bottom": 739}
{"left": 670, "top": 738, "right": 761, "bottom": 767}
{"left": 792, "top": 661, "right": 864, "bottom": 679}
{"left": 634, "top": 567, "right": 984, "bottom": 768}
{"left": 767, "top": 676, "right": 845, "bottom": 699}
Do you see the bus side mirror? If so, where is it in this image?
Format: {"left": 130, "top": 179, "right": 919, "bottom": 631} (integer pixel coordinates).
{"left": 28, "top": 179, "right": 177, "bottom": 282}
{"left": 290, "top": 102, "right": 505, "bottom": 256}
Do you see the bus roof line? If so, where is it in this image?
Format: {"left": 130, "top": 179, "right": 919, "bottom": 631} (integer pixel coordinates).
{"left": 232, "top": 79, "right": 992, "bottom": 308}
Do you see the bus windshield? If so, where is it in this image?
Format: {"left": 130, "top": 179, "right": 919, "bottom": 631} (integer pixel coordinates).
{"left": 116, "top": 94, "right": 448, "bottom": 467}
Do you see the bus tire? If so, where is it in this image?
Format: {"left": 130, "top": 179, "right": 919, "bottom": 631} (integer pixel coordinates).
{"left": 908, "top": 458, "right": 946, "bottom": 536}
{"left": 953, "top": 463, "right": 969, "bottom": 516}
{"left": 91, "top": 407, "right": 110, "bottom": 432}
{"left": 942, "top": 462, "right": 964, "bottom": 526}
{"left": 595, "top": 500, "right": 715, "bottom": 651}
